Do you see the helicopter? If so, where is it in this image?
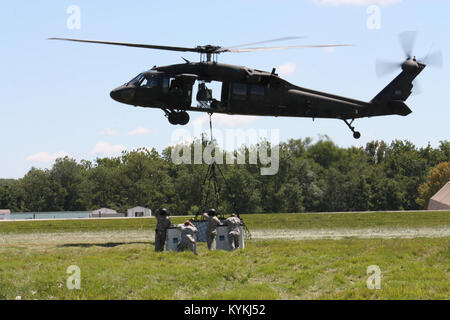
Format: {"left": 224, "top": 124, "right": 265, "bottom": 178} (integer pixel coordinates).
{"left": 50, "top": 33, "right": 441, "bottom": 139}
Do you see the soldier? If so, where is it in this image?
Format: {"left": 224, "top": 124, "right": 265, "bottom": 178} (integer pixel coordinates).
{"left": 154, "top": 208, "right": 172, "bottom": 252}
{"left": 202, "top": 208, "right": 221, "bottom": 250}
{"left": 223, "top": 213, "right": 242, "bottom": 250}
{"left": 176, "top": 221, "right": 198, "bottom": 255}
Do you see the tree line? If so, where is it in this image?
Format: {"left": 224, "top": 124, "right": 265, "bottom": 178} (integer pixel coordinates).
{"left": 0, "top": 137, "right": 449, "bottom": 215}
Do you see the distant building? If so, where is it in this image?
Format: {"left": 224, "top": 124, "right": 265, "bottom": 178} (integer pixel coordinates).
{"left": 91, "top": 208, "right": 125, "bottom": 218}
{"left": 127, "top": 206, "right": 152, "bottom": 217}
{"left": 428, "top": 182, "right": 450, "bottom": 210}
{"left": 0, "top": 209, "right": 11, "bottom": 220}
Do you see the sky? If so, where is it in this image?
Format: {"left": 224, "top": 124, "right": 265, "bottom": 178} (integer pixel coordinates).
{"left": 0, "top": 0, "right": 449, "bottom": 178}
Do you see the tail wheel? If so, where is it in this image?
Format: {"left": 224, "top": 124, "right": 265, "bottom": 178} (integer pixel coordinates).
{"left": 343, "top": 119, "right": 362, "bottom": 139}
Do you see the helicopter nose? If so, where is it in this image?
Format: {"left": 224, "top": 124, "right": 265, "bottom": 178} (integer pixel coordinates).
{"left": 110, "top": 88, "right": 120, "bottom": 101}
{"left": 110, "top": 86, "right": 135, "bottom": 103}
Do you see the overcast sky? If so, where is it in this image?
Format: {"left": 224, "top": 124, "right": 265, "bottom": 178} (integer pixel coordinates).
{"left": 1, "top": 0, "right": 449, "bottom": 178}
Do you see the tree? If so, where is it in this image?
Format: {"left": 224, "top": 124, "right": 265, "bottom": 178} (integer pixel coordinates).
{"left": 49, "top": 156, "right": 86, "bottom": 211}
{"left": 416, "top": 162, "right": 450, "bottom": 209}
{"left": 20, "top": 168, "right": 55, "bottom": 212}
{"left": 3, "top": 138, "right": 449, "bottom": 214}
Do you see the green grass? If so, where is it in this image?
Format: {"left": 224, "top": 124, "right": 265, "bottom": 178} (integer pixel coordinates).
{"left": 244, "top": 211, "right": 450, "bottom": 230}
{"left": 0, "top": 211, "right": 449, "bottom": 300}
{"left": 0, "top": 216, "right": 187, "bottom": 234}
{"left": 1, "top": 211, "right": 449, "bottom": 234}
{"left": 0, "top": 238, "right": 448, "bottom": 299}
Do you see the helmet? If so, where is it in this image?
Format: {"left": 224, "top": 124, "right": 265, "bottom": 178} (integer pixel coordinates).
{"left": 158, "top": 208, "right": 169, "bottom": 216}
{"left": 208, "top": 208, "right": 217, "bottom": 216}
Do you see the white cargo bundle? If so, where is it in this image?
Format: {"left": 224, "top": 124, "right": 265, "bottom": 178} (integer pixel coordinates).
{"left": 216, "top": 225, "right": 244, "bottom": 251}
{"left": 166, "top": 227, "right": 181, "bottom": 252}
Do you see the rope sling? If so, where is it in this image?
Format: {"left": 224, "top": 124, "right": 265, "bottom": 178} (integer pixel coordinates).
{"left": 196, "top": 113, "right": 251, "bottom": 239}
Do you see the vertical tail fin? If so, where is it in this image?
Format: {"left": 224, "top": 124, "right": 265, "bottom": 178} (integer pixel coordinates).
{"left": 371, "top": 60, "right": 425, "bottom": 104}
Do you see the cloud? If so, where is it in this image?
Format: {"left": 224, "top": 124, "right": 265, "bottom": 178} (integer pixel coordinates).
{"left": 127, "top": 126, "right": 157, "bottom": 136}
{"left": 100, "top": 128, "right": 118, "bottom": 136}
{"left": 192, "top": 114, "right": 260, "bottom": 127}
{"left": 26, "top": 151, "right": 69, "bottom": 164}
{"left": 90, "top": 141, "right": 126, "bottom": 156}
{"left": 167, "top": 136, "right": 194, "bottom": 148}
{"left": 277, "top": 62, "right": 297, "bottom": 76}
{"left": 312, "top": 0, "right": 402, "bottom": 5}
{"left": 323, "top": 46, "right": 337, "bottom": 53}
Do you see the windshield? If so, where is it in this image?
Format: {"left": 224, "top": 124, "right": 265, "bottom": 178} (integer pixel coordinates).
{"left": 128, "top": 73, "right": 145, "bottom": 86}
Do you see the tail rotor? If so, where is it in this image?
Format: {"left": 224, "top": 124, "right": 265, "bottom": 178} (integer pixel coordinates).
{"left": 375, "top": 31, "right": 443, "bottom": 95}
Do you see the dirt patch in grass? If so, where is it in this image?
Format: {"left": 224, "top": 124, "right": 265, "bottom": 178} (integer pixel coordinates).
{"left": 250, "top": 227, "right": 450, "bottom": 240}
{"left": 0, "top": 230, "right": 154, "bottom": 247}
{"left": 1, "top": 227, "right": 449, "bottom": 248}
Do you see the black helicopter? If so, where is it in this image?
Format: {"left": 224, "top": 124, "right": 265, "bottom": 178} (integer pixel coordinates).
{"left": 50, "top": 33, "right": 441, "bottom": 139}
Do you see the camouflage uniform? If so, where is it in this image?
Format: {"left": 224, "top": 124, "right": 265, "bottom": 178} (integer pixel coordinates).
{"left": 154, "top": 210, "right": 171, "bottom": 252}
{"left": 203, "top": 212, "right": 221, "bottom": 250}
{"left": 224, "top": 215, "right": 241, "bottom": 250}
{"left": 176, "top": 223, "right": 198, "bottom": 254}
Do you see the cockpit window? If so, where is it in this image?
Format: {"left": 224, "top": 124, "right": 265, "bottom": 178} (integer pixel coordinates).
{"left": 140, "top": 74, "right": 159, "bottom": 88}
{"left": 128, "top": 73, "right": 145, "bottom": 86}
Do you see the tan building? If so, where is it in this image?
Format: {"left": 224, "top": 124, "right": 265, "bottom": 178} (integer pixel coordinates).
{"left": 427, "top": 182, "right": 450, "bottom": 210}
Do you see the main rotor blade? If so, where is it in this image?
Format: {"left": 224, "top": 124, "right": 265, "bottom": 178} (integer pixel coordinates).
{"left": 375, "top": 59, "right": 401, "bottom": 78}
{"left": 223, "top": 36, "right": 305, "bottom": 50}
{"left": 50, "top": 37, "right": 354, "bottom": 57}
{"left": 398, "top": 31, "right": 417, "bottom": 58}
{"left": 226, "top": 44, "right": 353, "bottom": 53}
{"left": 48, "top": 38, "right": 201, "bottom": 53}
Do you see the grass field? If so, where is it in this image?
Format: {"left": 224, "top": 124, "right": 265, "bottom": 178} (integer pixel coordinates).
{"left": 0, "top": 211, "right": 449, "bottom": 300}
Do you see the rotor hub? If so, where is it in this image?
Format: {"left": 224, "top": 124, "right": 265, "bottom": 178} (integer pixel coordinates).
{"left": 401, "top": 59, "right": 420, "bottom": 73}
{"left": 196, "top": 45, "right": 222, "bottom": 53}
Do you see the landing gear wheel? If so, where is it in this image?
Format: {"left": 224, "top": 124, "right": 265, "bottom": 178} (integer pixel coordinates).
{"left": 167, "top": 111, "right": 190, "bottom": 125}
{"left": 168, "top": 112, "right": 178, "bottom": 125}
{"left": 353, "top": 131, "right": 361, "bottom": 139}
{"left": 178, "top": 112, "right": 190, "bottom": 125}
